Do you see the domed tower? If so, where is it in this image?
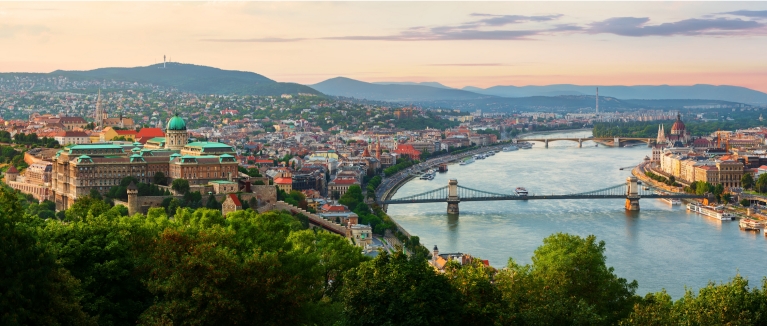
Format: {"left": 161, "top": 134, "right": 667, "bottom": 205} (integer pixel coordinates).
{"left": 127, "top": 181, "right": 138, "bottom": 216}
{"left": 671, "top": 113, "right": 685, "bottom": 136}
{"left": 670, "top": 113, "right": 688, "bottom": 144}
{"left": 165, "top": 113, "right": 188, "bottom": 150}
{"left": 5, "top": 165, "right": 18, "bottom": 182}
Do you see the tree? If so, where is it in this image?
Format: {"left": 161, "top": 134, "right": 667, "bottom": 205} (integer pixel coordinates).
{"left": 756, "top": 174, "right": 767, "bottom": 193}
{"left": 496, "top": 233, "right": 639, "bottom": 325}
{"left": 153, "top": 171, "right": 167, "bottom": 185}
{"left": 0, "top": 187, "right": 95, "bottom": 325}
{"left": 205, "top": 193, "right": 220, "bottom": 209}
{"left": 340, "top": 251, "right": 462, "bottom": 325}
{"left": 89, "top": 188, "right": 103, "bottom": 200}
{"left": 171, "top": 178, "right": 190, "bottom": 194}
{"left": 740, "top": 199, "right": 751, "bottom": 207}
{"left": 741, "top": 173, "right": 754, "bottom": 190}
{"left": 444, "top": 258, "right": 502, "bottom": 325}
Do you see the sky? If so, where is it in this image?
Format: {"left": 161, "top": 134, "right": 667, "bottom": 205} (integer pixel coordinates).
{"left": 1, "top": 2, "right": 766, "bottom": 92}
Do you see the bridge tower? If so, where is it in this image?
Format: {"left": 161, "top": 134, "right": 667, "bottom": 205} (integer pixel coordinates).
{"left": 625, "top": 176, "right": 640, "bottom": 211}
{"left": 544, "top": 139, "right": 549, "bottom": 148}
{"left": 447, "top": 179, "right": 460, "bottom": 214}
{"left": 614, "top": 137, "right": 620, "bottom": 148}
{"left": 578, "top": 138, "right": 583, "bottom": 148}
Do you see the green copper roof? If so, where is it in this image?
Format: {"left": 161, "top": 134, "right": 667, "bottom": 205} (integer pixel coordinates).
{"left": 167, "top": 114, "right": 187, "bottom": 131}
{"left": 184, "top": 142, "right": 233, "bottom": 149}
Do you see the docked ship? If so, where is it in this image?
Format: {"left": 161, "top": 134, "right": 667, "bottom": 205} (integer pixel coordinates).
{"left": 660, "top": 198, "right": 682, "bottom": 206}
{"left": 419, "top": 169, "right": 436, "bottom": 180}
{"left": 686, "top": 203, "right": 735, "bottom": 221}
{"left": 740, "top": 218, "right": 763, "bottom": 231}
{"left": 459, "top": 158, "right": 475, "bottom": 165}
{"left": 474, "top": 154, "right": 486, "bottom": 160}
{"left": 518, "top": 142, "right": 533, "bottom": 149}
{"left": 514, "top": 187, "right": 528, "bottom": 197}
{"left": 502, "top": 145, "right": 519, "bottom": 152}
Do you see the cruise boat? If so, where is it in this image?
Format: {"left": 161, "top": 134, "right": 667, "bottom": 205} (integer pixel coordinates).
{"left": 740, "top": 218, "right": 763, "bottom": 231}
{"left": 459, "top": 158, "right": 475, "bottom": 165}
{"left": 660, "top": 198, "right": 682, "bottom": 206}
{"left": 687, "top": 203, "right": 735, "bottom": 220}
{"left": 487, "top": 151, "right": 495, "bottom": 156}
{"left": 514, "top": 187, "right": 528, "bottom": 197}
{"left": 502, "top": 145, "right": 519, "bottom": 152}
{"left": 419, "top": 169, "right": 436, "bottom": 180}
{"left": 475, "top": 154, "right": 486, "bottom": 160}
{"left": 518, "top": 142, "right": 533, "bottom": 149}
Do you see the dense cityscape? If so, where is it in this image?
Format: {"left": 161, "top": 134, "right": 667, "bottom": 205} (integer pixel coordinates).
{"left": 5, "top": 2, "right": 767, "bottom": 325}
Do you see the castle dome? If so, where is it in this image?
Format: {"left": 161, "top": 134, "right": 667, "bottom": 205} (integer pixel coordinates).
{"left": 671, "top": 113, "right": 685, "bottom": 135}
{"left": 167, "top": 114, "right": 187, "bottom": 131}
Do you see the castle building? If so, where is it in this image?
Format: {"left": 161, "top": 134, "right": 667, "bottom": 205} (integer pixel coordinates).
{"left": 51, "top": 114, "right": 239, "bottom": 210}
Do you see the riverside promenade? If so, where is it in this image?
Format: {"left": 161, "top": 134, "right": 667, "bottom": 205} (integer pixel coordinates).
{"left": 375, "top": 144, "right": 509, "bottom": 207}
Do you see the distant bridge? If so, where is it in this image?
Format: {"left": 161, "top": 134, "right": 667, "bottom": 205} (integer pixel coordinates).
{"left": 381, "top": 177, "right": 707, "bottom": 214}
{"left": 521, "top": 137, "right": 655, "bottom": 148}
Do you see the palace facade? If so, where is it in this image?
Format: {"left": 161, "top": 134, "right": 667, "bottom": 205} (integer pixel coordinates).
{"left": 52, "top": 114, "right": 239, "bottom": 210}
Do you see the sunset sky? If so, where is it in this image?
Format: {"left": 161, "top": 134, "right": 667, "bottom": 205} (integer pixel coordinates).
{"left": 1, "top": 2, "right": 766, "bottom": 91}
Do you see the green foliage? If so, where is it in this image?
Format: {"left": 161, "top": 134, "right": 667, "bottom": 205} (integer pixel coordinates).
{"left": 496, "top": 233, "right": 639, "bottom": 325}
{"left": 340, "top": 251, "right": 462, "bottom": 325}
{"left": 238, "top": 165, "right": 262, "bottom": 177}
{"left": 171, "top": 178, "right": 190, "bottom": 194}
{"left": 152, "top": 171, "right": 167, "bottom": 185}
{"left": 0, "top": 187, "right": 94, "bottom": 326}
{"left": 383, "top": 158, "right": 418, "bottom": 177}
{"left": 646, "top": 171, "right": 680, "bottom": 187}
{"left": 621, "top": 276, "right": 767, "bottom": 325}
{"left": 740, "top": 199, "right": 751, "bottom": 207}
{"left": 756, "top": 173, "right": 767, "bottom": 193}
{"left": 741, "top": 173, "right": 754, "bottom": 190}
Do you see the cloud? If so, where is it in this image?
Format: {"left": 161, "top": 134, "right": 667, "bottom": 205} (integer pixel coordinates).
{"left": 323, "top": 13, "right": 570, "bottom": 41}
{"left": 200, "top": 37, "right": 306, "bottom": 42}
{"left": 425, "top": 63, "right": 506, "bottom": 67}
{"left": 721, "top": 10, "right": 767, "bottom": 19}
{"left": 466, "top": 13, "right": 562, "bottom": 27}
{"left": 0, "top": 24, "right": 49, "bottom": 38}
{"left": 588, "top": 17, "right": 765, "bottom": 36}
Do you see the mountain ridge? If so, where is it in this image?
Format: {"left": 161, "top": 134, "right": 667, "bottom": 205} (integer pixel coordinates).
{"left": 36, "top": 63, "right": 321, "bottom": 96}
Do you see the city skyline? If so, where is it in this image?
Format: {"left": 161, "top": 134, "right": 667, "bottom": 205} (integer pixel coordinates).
{"left": 1, "top": 2, "right": 767, "bottom": 92}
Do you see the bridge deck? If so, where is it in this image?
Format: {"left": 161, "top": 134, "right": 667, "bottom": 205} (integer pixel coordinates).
{"left": 383, "top": 194, "right": 703, "bottom": 204}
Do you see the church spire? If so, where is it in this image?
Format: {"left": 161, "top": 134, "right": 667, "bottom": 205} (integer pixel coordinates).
{"left": 94, "top": 89, "right": 104, "bottom": 129}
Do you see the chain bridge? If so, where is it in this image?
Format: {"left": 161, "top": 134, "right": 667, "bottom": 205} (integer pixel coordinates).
{"left": 381, "top": 177, "right": 708, "bottom": 214}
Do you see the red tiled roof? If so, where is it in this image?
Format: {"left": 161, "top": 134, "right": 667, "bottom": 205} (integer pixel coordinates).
{"left": 274, "top": 177, "right": 292, "bottom": 184}
{"left": 6, "top": 165, "right": 18, "bottom": 174}
{"left": 115, "top": 130, "right": 137, "bottom": 135}
{"left": 228, "top": 193, "right": 242, "bottom": 206}
{"left": 331, "top": 178, "right": 358, "bottom": 185}
{"left": 136, "top": 128, "right": 165, "bottom": 141}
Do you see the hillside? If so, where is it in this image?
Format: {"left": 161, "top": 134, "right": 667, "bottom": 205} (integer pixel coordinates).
{"left": 49, "top": 63, "right": 321, "bottom": 96}
{"left": 463, "top": 84, "right": 767, "bottom": 104}
{"left": 311, "top": 77, "right": 494, "bottom": 102}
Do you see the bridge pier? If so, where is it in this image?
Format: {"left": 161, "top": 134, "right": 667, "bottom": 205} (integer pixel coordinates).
{"left": 625, "top": 176, "right": 640, "bottom": 211}
{"left": 578, "top": 138, "right": 582, "bottom": 148}
{"left": 447, "top": 179, "right": 460, "bottom": 214}
{"left": 544, "top": 139, "right": 549, "bottom": 148}
{"left": 614, "top": 137, "right": 620, "bottom": 148}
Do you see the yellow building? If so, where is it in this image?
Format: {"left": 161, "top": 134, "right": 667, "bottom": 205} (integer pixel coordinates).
{"left": 101, "top": 127, "right": 136, "bottom": 141}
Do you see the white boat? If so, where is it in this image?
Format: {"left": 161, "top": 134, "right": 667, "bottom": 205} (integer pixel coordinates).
{"left": 660, "top": 198, "right": 682, "bottom": 206}
{"left": 502, "top": 146, "right": 519, "bottom": 152}
{"left": 518, "top": 142, "right": 533, "bottom": 149}
{"left": 687, "top": 203, "right": 735, "bottom": 220}
{"left": 740, "top": 218, "right": 763, "bottom": 231}
{"left": 514, "top": 187, "right": 528, "bottom": 197}
{"left": 419, "top": 170, "right": 436, "bottom": 180}
{"left": 459, "top": 158, "right": 475, "bottom": 165}
{"left": 475, "top": 154, "right": 486, "bottom": 160}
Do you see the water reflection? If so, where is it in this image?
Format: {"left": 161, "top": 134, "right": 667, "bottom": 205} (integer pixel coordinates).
{"left": 388, "top": 130, "right": 767, "bottom": 298}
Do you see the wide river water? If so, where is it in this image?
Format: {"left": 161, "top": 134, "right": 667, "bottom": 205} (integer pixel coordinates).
{"left": 388, "top": 130, "right": 767, "bottom": 298}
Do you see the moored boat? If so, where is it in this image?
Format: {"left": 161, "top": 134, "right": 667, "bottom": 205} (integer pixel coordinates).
{"left": 740, "top": 218, "right": 763, "bottom": 231}
{"left": 687, "top": 203, "right": 735, "bottom": 220}
{"left": 502, "top": 145, "right": 519, "bottom": 152}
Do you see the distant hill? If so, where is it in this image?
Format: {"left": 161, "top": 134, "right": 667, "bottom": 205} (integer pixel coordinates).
{"left": 49, "top": 63, "right": 321, "bottom": 96}
{"left": 373, "top": 81, "right": 454, "bottom": 89}
{"left": 310, "top": 77, "right": 494, "bottom": 102}
{"left": 463, "top": 84, "right": 767, "bottom": 104}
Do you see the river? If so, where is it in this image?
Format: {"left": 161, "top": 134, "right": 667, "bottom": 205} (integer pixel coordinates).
{"left": 387, "top": 130, "right": 767, "bottom": 298}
